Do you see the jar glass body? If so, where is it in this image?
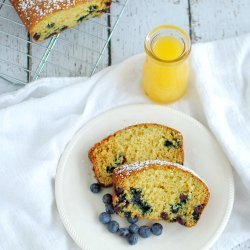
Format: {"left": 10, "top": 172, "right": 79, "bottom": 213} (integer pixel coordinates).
{"left": 142, "top": 25, "right": 191, "bottom": 104}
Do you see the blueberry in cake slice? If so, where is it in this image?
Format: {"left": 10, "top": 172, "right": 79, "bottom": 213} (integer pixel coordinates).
{"left": 89, "top": 123, "right": 184, "bottom": 187}
{"left": 112, "top": 160, "right": 210, "bottom": 227}
{"left": 11, "top": 0, "right": 112, "bottom": 42}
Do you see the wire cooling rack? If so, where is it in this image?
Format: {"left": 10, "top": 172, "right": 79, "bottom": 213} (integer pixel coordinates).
{"left": 0, "top": 0, "right": 128, "bottom": 85}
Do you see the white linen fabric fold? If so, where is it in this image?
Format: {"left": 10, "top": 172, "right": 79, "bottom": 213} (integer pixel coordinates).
{"left": 0, "top": 34, "right": 250, "bottom": 250}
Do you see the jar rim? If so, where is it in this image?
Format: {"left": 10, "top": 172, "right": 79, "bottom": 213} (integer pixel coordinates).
{"left": 144, "top": 25, "right": 191, "bottom": 64}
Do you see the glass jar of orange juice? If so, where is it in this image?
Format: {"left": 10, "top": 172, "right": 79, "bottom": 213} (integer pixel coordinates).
{"left": 143, "top": 25, "right": 191, "bottom": 103}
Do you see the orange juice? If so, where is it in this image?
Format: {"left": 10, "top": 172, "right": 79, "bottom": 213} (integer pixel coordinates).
{"left": 153, "top": 36, "right": 184, "bottom": 60}
{"left": 143, "top": 25, "right": 191, "bottom": 103}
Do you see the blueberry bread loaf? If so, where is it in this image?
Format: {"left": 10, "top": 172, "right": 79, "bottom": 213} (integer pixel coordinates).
{"left": 112, "top": 160, "right": 210, "bottom": 227}
{"left": 11, "top": 0, "right": 112, "bottom": 42}
{"left": 89, "top": 123, "right": 184, "bottom": 187}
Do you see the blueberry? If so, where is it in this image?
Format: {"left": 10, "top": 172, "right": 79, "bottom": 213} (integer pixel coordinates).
{"left": 176, "top": 217, "right": 186, "bottom": 226}
{"left": 89, "top": 4, "right": 98, "bottom": 12}
{"left": 105, "top": 203, "right": 115, "bottom": 214}
{"left": 126, "top": 215, "right": 139, "bottom": 224}
{"left": 99, "top": 212, "right": 111, "bottom": 224}
{"left": 126, "top": 233, "right": 138, "bottom": 245}
{"left": 118, "top": 228, "right": 129, "bottom": 237}
{"left": 179, "top": 194, "right": 188, "bottom": 203}
{"left": 107, "top": 220, "right": 119, "bottom": 233}
{"left": 47, "top": 23, "right": 55, "bottom": 28}
{"left": 170, "top": 218, "right": 177, "bottom": 223}
{"left": 115, "top": 187, "right": 124, "bottom": 196}
{"left": 106, "top": 166, "right": 115, "bottom": 174}
{"left": 105, "top": 1, "right": 111, "bottom": 7}
{"left": 130, "top": 188, "right": 152, "bottom": 215}
{"left": 77, "top": 14, "right": 88, "bottom": 22}
{"left": 164, "top": 140, "right": 174, "bottom": 147}
{"left": 192, "top": 204, "right": 204, "bottom": 221}
{"left": 60, "top": 25, "right": 68, "bottom": 31}
{"left": 151, "top": 223, "right": 163, "bottom": 236}
{"left": 129, "top": 223, "right": 139, "bottom": 234}
{"left": 33, "top": 33, "right": 41, "bottom": 41}
{"left": 118, "top": 194, "right": 126, "bottom": 202}
{"left": 160, "top": 212, "right": 168, "bottom": 220}
{"left": 102, "top": 193, "right": 112, "bottom": 204}
{"left": 138, "top": 225, "right": 151, "bottom": 238}
{"left": 170, "top": 203, "right": 182, "bottom": 213}
{"left": 90, "top": 183, "right": 101, "bottom": 193}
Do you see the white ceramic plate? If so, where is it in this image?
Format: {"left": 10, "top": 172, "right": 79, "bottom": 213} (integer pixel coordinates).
{"left": 55, "top": 104, "right": 234, "bottom": 250}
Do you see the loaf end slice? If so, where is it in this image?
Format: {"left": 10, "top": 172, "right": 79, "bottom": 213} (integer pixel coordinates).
{"left": 11, "top": 0, "right": 112, "bottom": 42}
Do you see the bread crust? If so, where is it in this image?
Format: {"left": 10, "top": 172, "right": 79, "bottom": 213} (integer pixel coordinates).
{"left": 11, "top": 0, "right": 90, "bottom": 30}
{"left": 112, "top": 163, "right": 210, "bottom": 227}
{"left": 88, "top": 123, "right": 184, "bottom": 186}
{"left": 10, "top": 0, "right": 110, "bottom": 41}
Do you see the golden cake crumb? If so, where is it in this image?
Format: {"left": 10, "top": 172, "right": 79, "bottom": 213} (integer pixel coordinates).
{"left": 112, "top": 161, "right": 210, "bottom": 227}
{"left": 89, "top": 123, "right": 184, "bottom": 186}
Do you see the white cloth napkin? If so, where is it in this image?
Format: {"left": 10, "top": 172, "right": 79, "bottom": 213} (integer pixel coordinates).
{"left": 0, "top": 34, "right": 250, "bottom": 250}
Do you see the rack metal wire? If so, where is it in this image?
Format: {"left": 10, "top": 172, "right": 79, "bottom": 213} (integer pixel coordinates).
{"left": 0, "top": 0, "right": 128, "bottom": 85}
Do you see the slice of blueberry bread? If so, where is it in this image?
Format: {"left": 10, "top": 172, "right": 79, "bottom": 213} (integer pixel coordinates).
{"left": 11, "top": 0, "right": 112, "bottom": 42}
{"left": 89, "top": 123, "right": 184, "bottom": 187}
{"left": 112, "top": 160, "right": 210, "bottom": 227}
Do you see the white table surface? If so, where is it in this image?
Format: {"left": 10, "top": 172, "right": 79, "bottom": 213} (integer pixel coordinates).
{"left": 0, "top": 1, "right": 250, "bottom": 249}
{"left": 1, "top": 0, "right": 250, "bottom": 94}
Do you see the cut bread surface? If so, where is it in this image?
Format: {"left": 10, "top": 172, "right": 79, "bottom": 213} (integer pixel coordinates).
{"left": 112, "top": 160, "right": 210, "bottom": 227}
{"left": 11, "top": 0, "right": 111, "bottom": 42}
{"left": 89, "top": 123, "right": 184, "bottom": 186}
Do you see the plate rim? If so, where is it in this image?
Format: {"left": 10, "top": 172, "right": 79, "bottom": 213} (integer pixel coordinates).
{"left": 55, "top": 104, "right": 235, "bottom": 250}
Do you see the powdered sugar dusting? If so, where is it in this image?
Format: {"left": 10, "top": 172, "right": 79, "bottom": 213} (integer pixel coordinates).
{"left": 115, "top": 160, "right": 208, "bottom": 186}
{"left": 15, "top": 0, "right": 77, "bottom": 25}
